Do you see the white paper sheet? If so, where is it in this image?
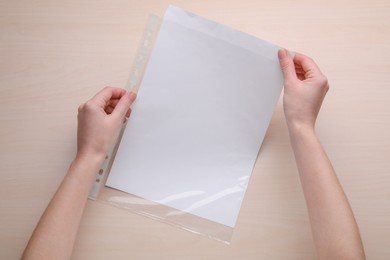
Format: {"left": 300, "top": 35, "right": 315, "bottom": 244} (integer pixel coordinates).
{"left": 106, "top": 5, "right": 283, "bottom": 228}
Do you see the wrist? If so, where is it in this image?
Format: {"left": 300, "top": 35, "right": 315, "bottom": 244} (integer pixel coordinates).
{"left": 73, "top": 151, "right": 105, "bottom": 174}
{"left": 76, "top": 148, "right": 106, "bottom": 163}
{"left": 286, "top": 120, "right": 316, "bottom": 139}
{"left": 63, "top": 151, "right": 105, "bottom": 189}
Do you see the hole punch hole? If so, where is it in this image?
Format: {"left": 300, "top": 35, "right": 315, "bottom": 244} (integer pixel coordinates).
{"left": 96, "top": 179, "right": 100, "bottom": 183}
{"left": 99, "top": 169, "right": 103, "bottom": 175}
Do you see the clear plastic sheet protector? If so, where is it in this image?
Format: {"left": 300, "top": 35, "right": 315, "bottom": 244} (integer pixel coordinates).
{"left": 89, "top": 5, "right": 284, "bottom": 244}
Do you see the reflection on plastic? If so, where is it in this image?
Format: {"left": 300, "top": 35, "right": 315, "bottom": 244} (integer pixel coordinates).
{"left": 157, "top": 191, "right": 205, "bottom": 204}
{"left": 167, "top": 186, "right": 243, "bottom": 217}
{"left": 100, "top": 187, "right": 234, "bottom": 244}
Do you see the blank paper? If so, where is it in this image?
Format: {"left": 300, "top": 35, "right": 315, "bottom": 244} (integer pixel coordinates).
{"left": 106, "top": 5, "right": 284, "bottom": 228}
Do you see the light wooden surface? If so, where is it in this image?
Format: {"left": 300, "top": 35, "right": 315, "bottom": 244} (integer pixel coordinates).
{"left": 1, "top": 0, "right": 389, "bottom": 259}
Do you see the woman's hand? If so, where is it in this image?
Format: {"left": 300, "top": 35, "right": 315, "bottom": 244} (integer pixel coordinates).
{"left": 278, "top": 49, "right": 329, "bottom": 131}
{"left": 77, "top": 87, "right": 136, "bottom": 159}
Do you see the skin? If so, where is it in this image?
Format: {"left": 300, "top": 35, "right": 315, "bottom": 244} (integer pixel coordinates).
{"left": 278, "top": 49, "right": 365, "bottom": 259}
{"left": 22, "top": 50, "right": 365, "bottom": 259}
{"left": 22, "top": 87, "right": 136, "bottom": 260}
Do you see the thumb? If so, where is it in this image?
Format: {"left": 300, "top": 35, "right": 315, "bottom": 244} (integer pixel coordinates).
{"left": 278, "top": 49, "right": 297, "bottom": 81}
{"left": 112, "top": 92, "right": 137, "bottom": 119}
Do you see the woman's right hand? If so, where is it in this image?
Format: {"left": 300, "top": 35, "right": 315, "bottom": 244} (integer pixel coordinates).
{"left": 278, "top": 49, "right": 329, "bottom": 131}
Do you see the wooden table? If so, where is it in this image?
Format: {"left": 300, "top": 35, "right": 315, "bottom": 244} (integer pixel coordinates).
{"left": 1, "top": 0, "right": 389, "bottom": 259}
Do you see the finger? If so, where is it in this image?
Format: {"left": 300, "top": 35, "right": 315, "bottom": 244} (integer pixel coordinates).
{"left": 297, "top": 73, "right": 306, "bottom": 81}
{"left": 105, "top": 106, "right": 114, "bottom": 114}
{"left": 294, "top": 64, "right": 306, "bottom": 72}
{"left": 293, "top": 53, "right": 323, "bottom": 77}
{"left": 125, "top": 108, "right": 131, "bottom": 118}
{"left": 278, "top": 48, "right": 297, "bottom": 81}
{"left": 92, "top": 87, "right": 127, "bottom": 108}
{"left": 107, "top": 99, "right": 120, "bottom": 108}
{"left": 294, "top": 67, "right": 305, "bottom": 74}
{"left": 105, "top": 100, "right": 120, "bottom": 114}
{"left": 112, "top": 92, "right": 137, "bottom": 119}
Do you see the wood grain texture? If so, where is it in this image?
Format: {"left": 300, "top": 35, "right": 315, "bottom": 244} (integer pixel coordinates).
{"left": 0, "top": 0, "right": 389, "bottom": 259}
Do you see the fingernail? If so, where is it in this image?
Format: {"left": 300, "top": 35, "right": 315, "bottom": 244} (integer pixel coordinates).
{"left": 278, "top": 48, "right": 287, "bottom": 59}
{"left": 129, "top": 92, "right": 137, "bottom": 102}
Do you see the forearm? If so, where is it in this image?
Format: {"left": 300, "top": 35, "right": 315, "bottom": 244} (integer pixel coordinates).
{"left": 22, "top": 153, "right": 103, "bottom": 260}
{"left": 288, "top": 124, "right": 364, "bottom": 259}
